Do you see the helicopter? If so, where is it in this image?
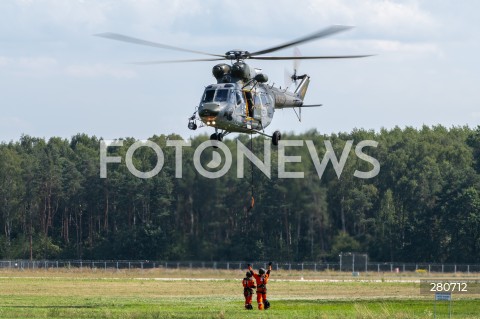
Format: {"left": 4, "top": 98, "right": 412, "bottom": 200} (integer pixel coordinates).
{"left": 96, "top": 25, "right": 371, "bottom": 145}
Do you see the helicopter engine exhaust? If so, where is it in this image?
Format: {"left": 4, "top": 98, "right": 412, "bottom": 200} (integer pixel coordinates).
{"left": 212, "top": 62, "right": 264, "bottom": 84}
{"left": 231, "top": 62, "right": 249, "bottom": 80}
{"left": 212, "top": 64, "right": 231, "bottom": 80}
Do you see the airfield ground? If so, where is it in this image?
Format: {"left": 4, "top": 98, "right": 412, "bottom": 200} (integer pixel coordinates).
{"left": 0, "top": 268, "right": 479, "bottom": 318}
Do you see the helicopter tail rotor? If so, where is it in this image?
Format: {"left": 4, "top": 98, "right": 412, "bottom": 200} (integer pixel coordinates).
{"left": 284, "top": 47, "right": 302, "bottom": 90}
{"left": 283, "top": 68, "right": 299, "bottom": 90}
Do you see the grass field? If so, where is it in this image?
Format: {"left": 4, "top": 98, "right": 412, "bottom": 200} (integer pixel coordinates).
{"left": 0, "top": 268, "right": 479, "bottom": 318}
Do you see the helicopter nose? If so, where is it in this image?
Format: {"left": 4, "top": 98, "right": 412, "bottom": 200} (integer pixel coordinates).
{"left": 199, "top": 102, "right": 220, "bottom": 117}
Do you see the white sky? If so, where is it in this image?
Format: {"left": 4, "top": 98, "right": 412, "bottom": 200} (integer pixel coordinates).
{"left": 1, "top": 0, "right": 479, "bottom": 142}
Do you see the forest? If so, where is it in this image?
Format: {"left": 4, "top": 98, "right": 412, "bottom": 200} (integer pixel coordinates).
{"left": 0, "top": 125, "right": 479, "bottom": 263}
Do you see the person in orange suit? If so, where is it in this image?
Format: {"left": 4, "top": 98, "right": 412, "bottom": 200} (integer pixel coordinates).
{"left": 242, "top": 271, "right": 256, "bottom": 310}
{"left": 247, "top": 262, "right": 272, "bottom": 310}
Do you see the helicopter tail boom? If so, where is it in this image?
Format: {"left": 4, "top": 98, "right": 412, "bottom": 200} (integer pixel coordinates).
{"left": 272, "top": 74, "right": 312, "bottom": 109}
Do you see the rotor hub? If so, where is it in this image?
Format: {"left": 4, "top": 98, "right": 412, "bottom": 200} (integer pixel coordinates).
{"left": 225, "top": 50, "right": 250, "bottom": 61}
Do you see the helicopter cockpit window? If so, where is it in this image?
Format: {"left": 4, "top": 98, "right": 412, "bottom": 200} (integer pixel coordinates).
{"left": 202, "top": 90, "right": 215, "bottom": 103}
{"left": 202, "top": 89, "right": 230, "bottom": 103}
{"left": 214, "top": 89, "right": 229, "bottom": 102}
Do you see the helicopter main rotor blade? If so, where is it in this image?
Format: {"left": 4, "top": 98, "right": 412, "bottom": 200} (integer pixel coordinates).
{"left": 249, "top": 25, "right": 354, "bottom": 57}
{"left": 95, "top": 32, "right": 225, "bottom": 58}
{"left": 251, "top": 54, "right": 373, "bottom": 60}
{"left": 130, "top": 58, "right": 227, "bottom": 64}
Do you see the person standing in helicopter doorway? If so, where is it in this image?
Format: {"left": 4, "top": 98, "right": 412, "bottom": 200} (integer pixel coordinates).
{"left": 242, "top": 269, "right": 256, "bottom": 310}
{"left": 248, "top": 262, "right": 273, "bottom": 310}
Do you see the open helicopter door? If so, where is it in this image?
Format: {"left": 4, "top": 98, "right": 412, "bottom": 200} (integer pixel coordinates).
{"left": 243, "top": 90, "right": 263, "bottom": 121}
{"left": 243, "top": 90, "right": 254, "bottom": 119}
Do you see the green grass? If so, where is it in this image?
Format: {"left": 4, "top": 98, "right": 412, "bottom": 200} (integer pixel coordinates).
{"left": 1, "top": 269, "right": 479, "bottom": 318}
{"left": 2, "top": 297, "right": 479, "bottom": 319}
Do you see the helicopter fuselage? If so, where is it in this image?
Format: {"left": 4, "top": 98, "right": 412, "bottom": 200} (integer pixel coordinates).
{"left": 196, "top": 62, "right": 309, "bottom": 134}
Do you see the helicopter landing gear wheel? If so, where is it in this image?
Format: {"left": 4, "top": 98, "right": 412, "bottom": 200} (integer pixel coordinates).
{"left": 210, "top": 133, "right": 223, "bottom": 148}
{"left": 188, "top": 122, "right": 197, "bottom": 130}
{"left": 210, "top": 133, "right": 223, "bottom": 141}
{"left": 272, "top": 131, "right": 281, "bottom": 146}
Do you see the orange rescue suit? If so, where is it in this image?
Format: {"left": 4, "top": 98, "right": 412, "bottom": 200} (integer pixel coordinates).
{"left": 242, "top": 276, "right": 256, "bottom": 308}
{"left": 248, "top": 265, "right": 272, "bottom": 310}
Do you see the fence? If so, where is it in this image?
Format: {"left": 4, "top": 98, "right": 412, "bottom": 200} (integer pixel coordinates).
{"left": 1, "top": 260, "right": 479, "bottom": 274}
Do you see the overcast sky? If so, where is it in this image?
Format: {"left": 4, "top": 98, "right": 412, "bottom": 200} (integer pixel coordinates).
{"left": 1, "top": 0, "right": 479, "bottom": 142}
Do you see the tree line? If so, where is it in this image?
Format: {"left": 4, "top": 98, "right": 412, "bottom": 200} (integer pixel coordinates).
{"left": 0, "top": 125, "right": 479, "bottom": 263}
